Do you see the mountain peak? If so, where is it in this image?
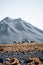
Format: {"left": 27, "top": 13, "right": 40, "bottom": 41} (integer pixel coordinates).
{"left": 14, "top": 18, "right": 22, "bottom": 21}
{"left": 1, "top": 17, "right": 13, "bottom": 23}
{"left": 1, "top": 17, "right": 22, "bottom": 22}
{"left": 5, "top": 17, "right": 10, "bottom": 19}
{"left": 14, "top": 18, "right": 23, "bottom": 23}
{"left": 17, "top": 18, "right": 22, "bottom": 20}
{"left": 4, "top": 17, "right": 12, "bottom": 20}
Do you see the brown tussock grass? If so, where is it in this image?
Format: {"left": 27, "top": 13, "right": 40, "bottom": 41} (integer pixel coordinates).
{"left": 0, "top": 42, "right": 43, "bottom": 52}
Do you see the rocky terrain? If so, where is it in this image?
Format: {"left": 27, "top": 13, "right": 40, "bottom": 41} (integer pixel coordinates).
{"left": 0, "top": 17, "right": 43, "bottom": 43}
{"left": 0, "top": 43, "right": 43, "bottom": 65}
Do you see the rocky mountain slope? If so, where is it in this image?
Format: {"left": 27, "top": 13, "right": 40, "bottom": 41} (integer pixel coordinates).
{"left": 0, "top": 17, "right": 43, "bottom": 43}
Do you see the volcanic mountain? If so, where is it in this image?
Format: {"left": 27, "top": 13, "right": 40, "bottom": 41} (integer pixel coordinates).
{"left": 0, "top": 17, "right": 43, "bottom": 43}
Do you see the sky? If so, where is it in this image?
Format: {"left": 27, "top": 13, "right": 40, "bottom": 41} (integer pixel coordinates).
{"left": 0, "top": 0, "right": 43, "bottom": 30}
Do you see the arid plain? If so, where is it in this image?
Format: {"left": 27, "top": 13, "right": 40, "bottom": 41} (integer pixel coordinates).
{"left": 0, "top": 43, "right": 43, "bottom": 65}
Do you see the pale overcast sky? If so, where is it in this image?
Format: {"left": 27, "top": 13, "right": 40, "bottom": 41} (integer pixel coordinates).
{"left": 0, "top": 0, "right": 43, "bottom": 30}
